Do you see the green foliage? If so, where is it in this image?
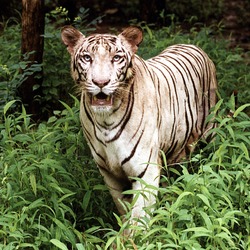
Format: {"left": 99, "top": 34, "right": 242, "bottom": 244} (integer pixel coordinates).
{"left": 99, "top": 98, "right": 250, "bottom": 250}
{"left": 0, "top": 97, "right": 115, "bottom": 249}
{"left": 1, "top": 10, "right": 249, "bottom": 113}
{"left": 164, "top": 0, "right": 224, "bottom": 23}
{"left": 0, "top": 93, "right": 249, "bottom": 249}
{"left": 37, "top": 7, "right": 101, "bottom": 113}
{"left": 0, "top": 22, "right": 21, "bottom": 110}
{"left": 0, "top": 7, "right": 102, "bottom": 115}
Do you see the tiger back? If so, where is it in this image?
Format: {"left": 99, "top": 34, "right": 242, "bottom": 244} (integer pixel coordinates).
{"left": 61, "top": 26, "right": 217, "bottom": 230}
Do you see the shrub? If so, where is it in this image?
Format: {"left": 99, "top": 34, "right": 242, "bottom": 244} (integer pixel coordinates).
{"left": 101, "top": 97, "right": 250, "bottom": 249}
{"left": 0, "top": 98, "right": 115, "bottom": 249}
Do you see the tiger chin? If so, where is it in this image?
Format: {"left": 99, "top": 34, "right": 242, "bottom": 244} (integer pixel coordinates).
{"left": 61, "top": 26, "right": 217, "bottom": 235}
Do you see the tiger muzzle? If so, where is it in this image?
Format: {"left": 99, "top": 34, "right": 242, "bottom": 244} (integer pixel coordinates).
{"left": 90, "top": 78, "right": 113, "bottom": 106}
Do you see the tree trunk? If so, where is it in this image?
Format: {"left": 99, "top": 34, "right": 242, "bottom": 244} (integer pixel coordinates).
{"left": 19, "top": 0, "right": 45, "bottom": 120}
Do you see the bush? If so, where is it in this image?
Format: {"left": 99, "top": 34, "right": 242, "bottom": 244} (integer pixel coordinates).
{"left": 0, "top": 97, "right": 115, "bottom": 249}
{"left": 0, "top": 7, "right": 101, "bottom": 115}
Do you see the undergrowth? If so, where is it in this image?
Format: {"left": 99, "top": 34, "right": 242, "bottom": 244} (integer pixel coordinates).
{"left": 0, "top": 97, "right": 115, "bottom": 249}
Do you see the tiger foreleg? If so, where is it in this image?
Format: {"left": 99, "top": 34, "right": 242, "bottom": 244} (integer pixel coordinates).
{"left": 99, "top": 163, "right": 161, "bottom": 235}
{"left": 98, "top": 167, "right": 132, "bottom": 215}
{"left": 128, "top": 164, "right": 161, "bottom": 232}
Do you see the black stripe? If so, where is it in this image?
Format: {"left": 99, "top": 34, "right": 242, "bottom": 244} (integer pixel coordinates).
{"left": 106, "top": 83, "right": 135, "bottom": 142}
{"left": 165, "top": 140, "right": 178, "bottom": 159}
{"left": 83, "top": 98, "right": 106, "bottom": 146}
{"left": 121, "top": 129, "right": 145, "bottom": 166}
{"left": 137, "top": 149, "right": 153, "bottom": 179}
{"left": 87, "top": 138, "right": 107, "bottom": 166}
{"left": 165, "top": 56, "right": 195, "bottom": 129}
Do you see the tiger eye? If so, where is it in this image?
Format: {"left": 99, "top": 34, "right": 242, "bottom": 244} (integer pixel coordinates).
{"left": 113, "top": 55, "right": 121, "bottom": 62}
{"left": 83, "top": 54, "right": 92, "bottom": 62}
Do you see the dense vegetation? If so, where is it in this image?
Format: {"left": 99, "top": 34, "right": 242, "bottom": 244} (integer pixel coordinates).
{"left": 0, "top": 8, "right": 250, "bottom": 250}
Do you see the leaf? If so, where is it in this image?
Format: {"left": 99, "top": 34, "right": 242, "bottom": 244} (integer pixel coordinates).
{"left": 58, "top": 192, "right": 76, "bottom": 203}
{"left": 84, "top": 226, "right": 101, "bottom": 234}
{"left": 145, "top": 25, "right": 153, "bottom": 39}
{"left": 50, "top": 239, "right": 68, "bottom": 250}
{"left": 76, "top": 243, "right": 85, "bottom": 250}
{"left": 18, "top": 243, "right": 38, "bottom": 248}
{"left": 225, "top": 125, "right": 235, "bottom": 141}
{"left": 59, "top": 100, "right": 74, "bottom": 116}
{"left": 236, "top": 133, "right": 250, "bottom": 145}
{"left": 199, "top": 211, "right": 213, "bottom": 230}
{"left": 197, "top": 194, "right": 211, "bottom": 209}
{"left": 29, "top": 174, "right": 37, "bottom": 196}
{"left": 233, "top": 103, "right": 250, "bottom": 117}
{"left": 13, "top": 134, "right": 34, "bottom": 143}
{"left": 183, "top": 226, "right": 212, "bottom": 234}
{"left": 82, "top": 190, "right": 92, "bottom": 211}
{"left": 52, "top": 218, "right": 68, "bottom": 231}
{"left": 213, "top": 99, "right": 224, "bottom": 114}
{"left": 173, "top": 191, "right": 193, "bottom": 209}
{"left": 3, "top": 100, "right": 16, "bottom": 116}
{"left": 239, "top": 142, "right": 249, "bottom": 159}
{"left": 220, "top": 117, "right": 231, "bottom": 127}
{"left": 215, "top": 232, "right": 232, "bottom": 240}
{"left": 28, "top": 198, "right": 44, "bottom": 210}
{"left": 105, "top": 236, "right": 116, "bottom": 250}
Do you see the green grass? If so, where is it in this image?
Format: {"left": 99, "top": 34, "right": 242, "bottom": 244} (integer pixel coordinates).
{"left": 0, "top": 12, "right": 250, "bottom": 249}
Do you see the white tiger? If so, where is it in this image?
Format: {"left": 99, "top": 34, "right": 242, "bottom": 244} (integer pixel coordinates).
{"left": 61, "top": 26, "right": 217, "bottom": 231}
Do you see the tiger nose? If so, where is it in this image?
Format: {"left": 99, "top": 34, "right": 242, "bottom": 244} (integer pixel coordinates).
{"left": 92, "top": 79, "right": 110, "bottom": 87}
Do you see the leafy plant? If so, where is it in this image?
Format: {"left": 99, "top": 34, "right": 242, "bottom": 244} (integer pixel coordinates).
{"left": 99, "top": 97, "right": 250, "bottom": 250}
{"left": 164, "top": 0, "right": 224, "bottom": 23}
{"left": 0, "top": 7, "right": 102, "bottom": 117}
{"left": 0, "top": 97, "right": 115, "bottom": 249}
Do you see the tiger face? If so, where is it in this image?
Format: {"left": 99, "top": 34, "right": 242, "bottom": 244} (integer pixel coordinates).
{"left": 61, "top": 26, "right": 143, "bottom": 112}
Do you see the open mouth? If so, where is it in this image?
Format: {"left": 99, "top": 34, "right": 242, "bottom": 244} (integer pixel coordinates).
{"left": 91, "top": 92, "right": 113, "bottom": 106}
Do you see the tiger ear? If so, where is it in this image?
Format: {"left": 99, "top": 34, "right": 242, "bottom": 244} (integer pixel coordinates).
{"left": 119, "top": 26, "right": 143, "bottom": 53}
{"left": 61, "top": 26, "right": 85, "bottom": 55}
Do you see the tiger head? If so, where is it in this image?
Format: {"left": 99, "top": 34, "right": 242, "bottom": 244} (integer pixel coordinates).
{"left": 61, "top": 26, "right": 143, "bottom": 112}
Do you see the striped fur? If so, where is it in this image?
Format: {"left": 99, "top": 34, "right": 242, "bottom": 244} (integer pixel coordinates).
{"left": 61, "top": 26, "right": 217, "bottom": 227}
